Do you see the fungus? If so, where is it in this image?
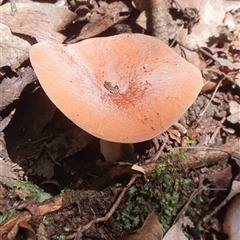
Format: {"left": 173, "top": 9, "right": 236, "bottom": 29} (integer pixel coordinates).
{"left": 29, "top": 33, "right": 203, "bottom": 143}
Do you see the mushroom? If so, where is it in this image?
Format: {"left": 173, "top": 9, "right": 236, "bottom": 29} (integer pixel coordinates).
{"left": 29, "top": 33, "right": 203, "bottom": 147}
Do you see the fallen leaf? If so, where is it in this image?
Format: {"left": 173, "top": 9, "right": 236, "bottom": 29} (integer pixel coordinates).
{"left": 203, "top": 180, "right": 240, "bottom": 222}
{"left": 176, "top": 0, "right": 226, "bottom": 48}
{"left": 19, "top": 220, "right": 36, "bottom": 240}
{"left": 0, "top": 109, "right": 15, "bottom": 132}
{"left": 227, "top": 100, "right": 240, "bottom": 124}
{"left": 34, "top": 196, "right": 63, "bottom": 216}
{"left": 223, "top": 194, "right": 240, "bottom": 240}
{"left": 0, "top": 160, "right": 22, "bottom": 188}
{"left": 0, "top": 2, "right": 76, "bottom": 43}
{"left": 207, "top": 164, "right": 232, "bottom": 188}
{"left": 67, "top": 1, "right": 130, "bottom": 42}
{"left": 0, "top": 67, "right": 37, "bottom": 111}
{"left": 136, "top": 10, "right": 147, "bottom": 29}
{"left": 131, "top": 0, "right": 149, "bottom": 12}
{"left": 0, "top": 23, "right": 30, "bottom": 70}
{"left": 36, "top": 222, "right": 48, "bottom": 240}
{"left": 121, "top": 212, "right": 163, "bottom": 240}
{"left": 0, "top": 212, "right": 31, "bottom": 239}
{"left": 163, "top": 220, "right": 187, "bottom": 240}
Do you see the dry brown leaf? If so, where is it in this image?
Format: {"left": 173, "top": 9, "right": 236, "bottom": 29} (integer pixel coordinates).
{"left": 223, "top": 0, "right": 240, "bottom": 12}
{"left": 204, "top": 180, "right": 240, "bottom": 222}
{"left": 223, "top": 194, "right": 240, "bottom": 240}
{"left": 121, "top": 212, "right": 163, "bottom": 240}
{"left": 163, "top": 220, "right": 187, "bottom": 240}
{"left": 0, "top": 23, "right": 30, "bottom": 70}
{"left": 7, "top": 223, "right": 19, "bottom": 240}
{"left": 18, "top": 220, "right": 36, "bottom": 240}
{"left": 131, "top": 0, "right": 149, "bottom": 12}
{"left": 0, "top": 160, "right": 22, "bottom": 188}
{"left": 0, "top": 212, "right": 31, "bottom": 239}
{"left": 0, "top": 132, "right": 24, "bottom": 188}
{"left": 227, "top": 100, "right": 240, "bottom": 124}
{"left": 67, "top": 1, "right": 130, "bottom": 42}
{"left": 136, "top": 10, "right": 147, "bottom": 29}
{"left": 0, "top": 109, "right": 15, "bottom": 131}
{"left": 34, "top": 196, "right": 63, "bottom": 216}
{"left": 178, "top": 44, "right": 207, "bottom": 71}
{"left": 0, "top": 2, "right": 76, "bottom": 43}
{"left": 176, "top": 0, "right": 225, "bottom": 34}
{"left": 36, "top": 222, "right": 48, "bottom": 240}
{"left": 236, "top": 72, "right": 240, "bottom": 88}
{"left": 0, "top": 67, "right": 37, "bottom": 111}
{"left": 207, "top": 165, "right": 232, "bottom": 188}
{"left": 223, "top": 11, "right": 238, "bottom": 31}
{"left": 176, "top": 0, "right": 226, "bottom": 48}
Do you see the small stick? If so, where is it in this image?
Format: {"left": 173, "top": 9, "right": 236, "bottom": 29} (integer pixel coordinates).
{"left": 67, "top": 175, "right": 139, "bottom": 239}
{"left": 148, "top": 0, "right": 169, "bottom": 44}
{"left": 173, "top": 176, "right": 205, "bottom": 224}
{"left": 197, "top": 79, "right": 223, "bottom": 123}
{"left": 171, "top": 146, "right": 233, "bottom": 155}
{"left": 203, "top": 180, "right": 240, "bottom": 222}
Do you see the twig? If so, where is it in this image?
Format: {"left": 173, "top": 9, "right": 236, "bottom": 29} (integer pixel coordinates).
{"left": 197, "top": 79, "right": 223, "bottom": 123}
{"left": 152, "top": 133, "right": 168, "bottom": 161}
{"left": 173, "top": 175, "right": 206, "bottom": 224}
{"left": 178, "top": 43, "right": 221, "bottom": 66}
{"left": 173, "top": 122, "right": 188, "bottom": 135}
{"left": 147, "top": 0, "right": 169, "bottom": 44}
{"left": 208, "top": 117, "right": 226, "bottom": 145}
{"left": 170, "top": 146, "right": 233, "bottom": 155}
{"left": 169, "top": 25, "right": 184, "bottom": 48}
{"left": 203, "top": 180, "right": 240, "bottom": 222}
{"left": 0, "top": 109, "right": 16, "bottom": 132}
{"left": 67, "top": 175, "right": 139, "bottom": 239}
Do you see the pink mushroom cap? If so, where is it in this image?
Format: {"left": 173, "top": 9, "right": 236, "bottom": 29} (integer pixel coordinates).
{"left": 29, "top": 33, "right": 203, "bottom": 143}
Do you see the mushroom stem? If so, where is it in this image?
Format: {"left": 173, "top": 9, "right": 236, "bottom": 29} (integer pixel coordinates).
{"left": 100, "top": 140, "right": 123, "bottom": 163}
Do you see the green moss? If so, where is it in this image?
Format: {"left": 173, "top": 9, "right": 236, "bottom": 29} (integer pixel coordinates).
{"left": 114, "top": 162, "right": 192, "bottom": 232}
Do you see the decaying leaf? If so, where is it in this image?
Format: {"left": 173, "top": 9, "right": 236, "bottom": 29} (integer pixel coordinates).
{"left": 0, "top": 161, "right": 21, "bottom": 188}
{"left": 163, "top": 220, "right": 187, "bottom": 240}
{"left": 0, "top": 109, "right": 15, "bottom": 132}
{"left": 0, "top": 212, "right": 31, "bottom": 239}
{"left": 204, "top": 180, "right": 240, "bottom": 222}
{"left": 0, "top": 67, "right": 37, "bottom": 111}
{"left": 18, "top": 220, "right": 36, "bottom": 240}
{"left": 207, "top": 164, "right": 232, "bottom": 188}
{"left": 121, "top": 212, "right": 163, "bottom": 240}
{"left": 227, "top": 100, "right": 240, "bottom": 124}
{"left": 0, "top": 132, "right": 24, "bottom": 188}
{"left": 67, "top": 1, "right": 130, "bottom": 42}
{"left": 0, "top": 2, "right": 76, "bottom": 43}
{"left": 131, "top": 0, "right": 149, "bottom": 12}
{"left": 36, "top": 222, "right": 48, "bottom": 240}
{"left": 34, "top": 196, "right": 63, "bottom": 216}
{"left": 176, "top": 0, "right": 225, "bottom": 48}
{"left": 136, "top": 10, "right": 147, "bottom": 29}
{"left": 0, "top": 23, "right": 30, "bottom": 70}
{"left": 223, "top": 194, "right": 240, "bottom": 240}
